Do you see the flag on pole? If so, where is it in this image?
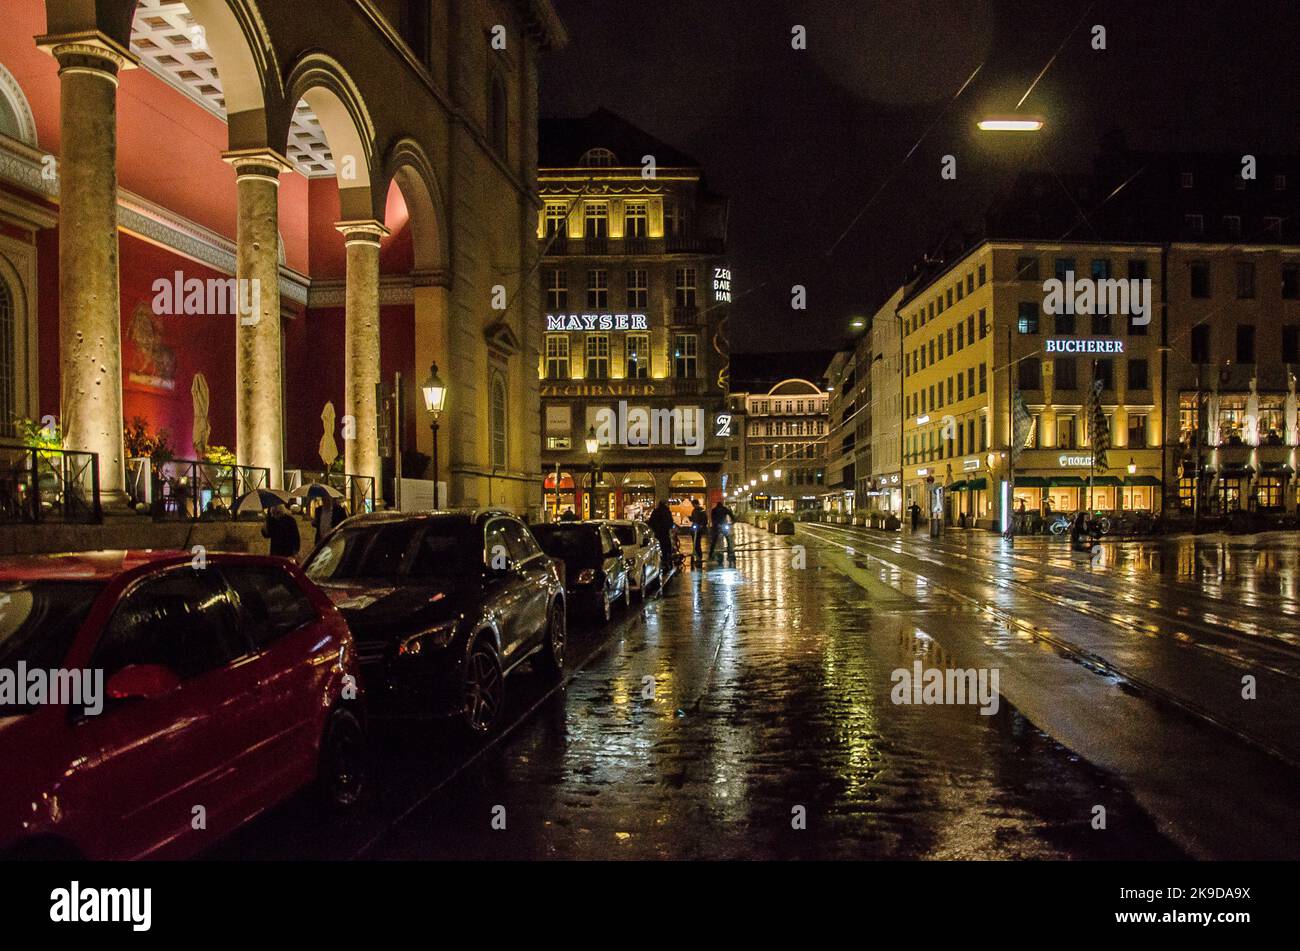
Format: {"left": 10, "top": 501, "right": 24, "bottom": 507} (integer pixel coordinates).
{"left": 1011, "top": 390, "right": 1033, "bottom": 463}
{"left": 1088, "top": 378, "right": 1110, "bottom": 470}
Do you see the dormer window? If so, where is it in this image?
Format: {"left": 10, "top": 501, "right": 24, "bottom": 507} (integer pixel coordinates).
{"left": 580, "top": 148, "right": 617, "bottom": 167}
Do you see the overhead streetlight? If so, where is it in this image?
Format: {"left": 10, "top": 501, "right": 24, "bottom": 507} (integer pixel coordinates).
{"left": 774, "top": 469, "right": 783, "bottom": 479}
{"left": 849, "top": 317, "right": 866, "bottom": 330}
{"left": 761, "top": 473, "right": 769, "bottom": 482}
{"left": 585, "top": 426, "right": 599, "bottom": 519}
{"left": 977, "top": 115, "right": 1044, "bottom": 132}
{"left": 584, "top": 426, "right": 600, "bottom": 456}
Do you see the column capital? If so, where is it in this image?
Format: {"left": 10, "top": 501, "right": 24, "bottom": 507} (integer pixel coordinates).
{"left": 336, "top": 219, "right": 390, "bottom": 246}
{"left": 35, "top": 32, "right": 139, "bottom": 82}
{"left": 223, "top": 148, "right": 294, "bottom": 184}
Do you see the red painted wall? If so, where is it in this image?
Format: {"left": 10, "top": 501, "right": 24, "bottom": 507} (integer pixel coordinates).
{"left": 118, "top": 234, "right": 237, "bottom": 459}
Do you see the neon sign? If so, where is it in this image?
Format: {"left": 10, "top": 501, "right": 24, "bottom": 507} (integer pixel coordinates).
{"left": 546, "top": 313, "right": 648, "bottom": 332}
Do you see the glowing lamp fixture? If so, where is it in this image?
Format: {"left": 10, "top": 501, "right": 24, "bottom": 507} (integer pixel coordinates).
{"left": 761, "top": 473, "right": 769, "bottom": 482}
{"left": 585, "top": 426, "right": 599, "bottom": 456}
{"left": 421, "top": 363, "right": 447, "bottom": 416}
{"left": 977, "top": 115, "right": 1044, "bottom": 132}
{"left": 774, "top": 469, "right": 783, "bottom": 479}
{"left": 1127, "top": 457, "right": 1137, "bottom": 475}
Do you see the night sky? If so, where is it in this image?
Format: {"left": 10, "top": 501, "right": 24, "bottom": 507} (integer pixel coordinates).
{"left": 541, "top": 0, "right": 1300, "bottom": 353}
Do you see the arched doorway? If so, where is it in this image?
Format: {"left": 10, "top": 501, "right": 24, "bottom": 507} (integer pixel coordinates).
{"left": 621, "top": 471, "right": 656, "bottom": 520}
{"left": 668, "top": 471, "right": 708, "bottom": 524}
{"left": 543, "top": 470, "right": 576, "bottom": 519}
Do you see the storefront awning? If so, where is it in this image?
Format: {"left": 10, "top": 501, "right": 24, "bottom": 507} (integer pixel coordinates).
{"left": 948, "top": 480, "right": 967, "bottom": 491}
{"left": 1091, "top": 476, "right": 1123, "bottom": 486}
{"left": 1050, "top": 476, "right": 1087, "bottom": 487}
{"left": 1218, "top": 465, "right": 1255, "bottom": 477}
{"left": 965, "top": 477, "right": 988, "bottom": 491}
{"left": 1123, "top": 475, "right": 1161, "bottom": 487}
{"left": 1259, "top": 463, "right": 1294, "bottom": 474}
{"left": 1013, "top": 476, "right": 1051, "bottom": 487}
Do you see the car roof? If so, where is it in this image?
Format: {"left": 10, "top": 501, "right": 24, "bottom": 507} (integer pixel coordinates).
{"left": 334, "top": 508, "right": 513, "bottom": 529}
{"left": 0, "top": 550, "right": 291, "bottom": 582}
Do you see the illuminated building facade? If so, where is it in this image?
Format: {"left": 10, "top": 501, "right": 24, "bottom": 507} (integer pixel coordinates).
{"left": 0, "top": 0, "right": 563, "bottom": 518}
{"left": 537, "top": 110, "right": 730, "bottom": 520}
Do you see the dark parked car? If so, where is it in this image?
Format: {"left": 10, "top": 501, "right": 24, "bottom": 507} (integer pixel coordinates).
{"left": 303, "top": 510, "right": 566, "bottom": 735}
{"left": 0, "top": 551, "right": 363, "bottom": 861}
{"left": 531, "top": 521, "right": 630, "bottom": 622}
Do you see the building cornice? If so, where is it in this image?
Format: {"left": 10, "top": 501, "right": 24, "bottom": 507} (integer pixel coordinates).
{"left": 0, "top": 137, "right": 309, "bottom": 305}
{"left": 308, "top": 275, "right": 413, "bottom": 308}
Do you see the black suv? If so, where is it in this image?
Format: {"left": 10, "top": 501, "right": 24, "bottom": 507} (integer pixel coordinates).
{"left": 303, "top": 510, "right": 565, "bottom": 734}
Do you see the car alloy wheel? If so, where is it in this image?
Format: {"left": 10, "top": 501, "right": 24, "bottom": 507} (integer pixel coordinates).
{"left": 321, "top": 707, "right": 366, "bottom": 808}
{"left": 539, "top": 603, "right": 565, "bottom": 677}
{"left": 463, "top": 642, "right": 504, "bottom": 734}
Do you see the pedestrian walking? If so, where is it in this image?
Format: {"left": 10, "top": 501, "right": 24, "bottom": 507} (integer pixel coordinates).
{"left": 908, "top": 501, "right": 922, "bottom": 532}
{"left": 709, "top": 499, "right": 736, "bottom": 566}
{"left": 688, "top": 498, "right": 708, "bottom": 567}
{"left": 263, "top": 503, "right": 300, "bottom": 559}
{"left": 311, "top": 498, "right": 333, "bottom": 546}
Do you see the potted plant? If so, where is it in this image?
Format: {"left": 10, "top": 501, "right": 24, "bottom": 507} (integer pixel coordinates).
{"left": 773, "top": 514, "right": 796, "bottom": 535}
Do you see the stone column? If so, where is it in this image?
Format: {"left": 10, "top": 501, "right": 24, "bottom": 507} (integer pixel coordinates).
{"left": 224, "top": 150, "right": 291, "bottom": 488}
{"left": 336, "top": 220, "right": 388, "bottom": 491}
{"left": 39, "top": 37, "right": 136, "bottom": 501}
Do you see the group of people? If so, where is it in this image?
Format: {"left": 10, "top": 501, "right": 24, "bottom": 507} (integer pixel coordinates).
{"left": 557, "top": 496, "right": 738, "bottom": 569}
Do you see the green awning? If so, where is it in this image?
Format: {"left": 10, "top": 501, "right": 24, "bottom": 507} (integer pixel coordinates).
{"left": 1124, "top": 475, "right": 1161, "bottom": 487}
{"left": 1260, "top": 463, "right": 1294, "bottom": 474}
{"left": 1219, "top": 465, "right": 1255, "bottom": 476}
{"left": 1050, "top": 476, "right": 1087, "bottom": 487}
{"left": 1091, "top": 476, "right": 1123, "bottom": 486}
{"left": 948, "top": 480, "right": 967, "bottom": 491}
{"left": 965, "top": 477, "right": 988, "bottom": 491}
{"left": 1013, "top": 476, "right": 1051, "bottom": 487}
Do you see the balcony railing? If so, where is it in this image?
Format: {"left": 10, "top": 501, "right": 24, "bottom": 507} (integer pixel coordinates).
{"left": 583, "top": 234, "right": 609, "bottom": 255}
{"left": 0, "top": 443, "right": 101, "bottom": 524}
{"left": 127, "top": 457, "right": 269, "bottom": 520}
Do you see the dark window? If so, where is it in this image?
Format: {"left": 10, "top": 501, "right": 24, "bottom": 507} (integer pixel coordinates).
{"left": 1018, "top": 358, "right": 1041, "bottom": 390}
{"left": 1129, "top": 313, "right": 1148, "bottom": 336}
{"left": 1284, "top": 326, "right": 1300, "bottom": 364}
{"left": 1284, "top": 264, "right": 1299, "bottom": 300}
{"left": 1095, "top": 358, "right": 1114, "bottom": 390}
{"left": 1054, "top": 313, "right": 1076, "bottom": 335}
{"left": 1190, "top": 262, "right": 1211, "bottom": 298}
{"left": 1055, "top": 358, "right": 1077, "bottom": 389}
{"left": 1017, "top": 302, "right": 1039, "bottom": 334}
{"left": 1091, "top": 259, "right": 1111, "bottom": 280}
{"left": 1237, "top": 261, "right": 1256, "bottom": 299}
{"left": 1191, "top": 324, "right": 1211, "bottom": 364}
{"left": 1092, "top": 315, "right": 1112, "bottom": 336}
{"left": 1237, "top": 324, "right": 1256, "bottom": 363}
{"left": 94, "top": 572, "right": 246, "bottom": 681}
{"left": 488, "top": 75, "right": 508, "bottom": 156}
{"left": 225, "top": 566, "right": 317, "bottom": 649}
{"left": 1055, "top": 258, "right": 1076, "bottom": 282}
{"left": 978, "top": 264, "right": 987, "bottom": 286}
{"left": 978, "top": 363, "right": 987, "bottom": 394}
{"left": 1128, "top": 358, "right": 1149, "bottom": 390}
{"left": 979, "top": 309, "right": 988, "bottom": 338}
{"left": 1017, "top": 257, "right": 1039, "bottom": 280}
{"left": 1127, "top": 259, "right": 1148, "bottom": 281}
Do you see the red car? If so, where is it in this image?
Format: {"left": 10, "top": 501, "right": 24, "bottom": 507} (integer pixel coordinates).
{"left": 0, "top": 550, "right": 365, "bottom": 860}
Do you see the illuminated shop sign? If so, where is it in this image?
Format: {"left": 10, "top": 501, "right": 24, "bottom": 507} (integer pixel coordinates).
{"left": 546, "top": 313, "right": 648, "bottom": 332}
{"left": 963, "top": 457, "right": 980, "bottom": 471}
{"left": 540, "top": 383, "right": 658, "bottom": 397}
{"left": 713, "top": 267, "right": 732, "bottom": 303}
{"left": 1058, "top": 454, "right": 1094, "bottom": 467}
{"left": 1044, "top": 338, "right": 1124, "bottom": 354}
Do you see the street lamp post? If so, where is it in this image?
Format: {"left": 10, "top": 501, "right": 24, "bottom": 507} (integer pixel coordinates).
{"left": 421, "top": 363, "right": 447, "bottom": 509}
{"left": 585, "top": 426, "right": 599, "bottom": 520}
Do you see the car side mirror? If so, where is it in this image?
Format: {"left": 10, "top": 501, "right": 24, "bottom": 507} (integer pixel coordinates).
{"left": 106, "top": 664, "right": 181, "bottom": 701}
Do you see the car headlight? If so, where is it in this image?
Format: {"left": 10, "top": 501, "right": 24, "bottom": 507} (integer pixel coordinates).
{"left": 397, "top": 621, "right": 458, "bottom": 657}
{"left": 575, "top": 568, "right": 596, "bottom": 585}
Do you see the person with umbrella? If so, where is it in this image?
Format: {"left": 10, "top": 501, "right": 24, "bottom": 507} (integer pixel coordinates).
{"left": 293, "top": 482, "right": 345, "bottom": 546}
{"left": 262, "top": 502, "right": 299, "bottom": 558}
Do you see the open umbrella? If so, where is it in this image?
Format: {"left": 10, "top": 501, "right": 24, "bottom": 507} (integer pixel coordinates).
{"left": 233, "top": 487, "right": 292, "bottom": 516}
{"left": 290, "top": 482, "right": 344, "bottom": 502}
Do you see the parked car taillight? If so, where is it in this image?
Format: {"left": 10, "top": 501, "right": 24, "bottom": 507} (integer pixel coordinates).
{"left": 575, "top": 568, "right": 596, "bottom": 584}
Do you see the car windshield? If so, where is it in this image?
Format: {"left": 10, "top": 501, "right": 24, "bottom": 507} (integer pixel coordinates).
{"left": 305, "top": 521, "right": 476, "bottom": 581}
{"left": 0, "top": 581, "right": 103, "bottom": 713}
{"left": 610, "top": 525, "right": 638, "bottom": 546}
{"left": 531, "top": 524, "right": 600, "bottom": 560}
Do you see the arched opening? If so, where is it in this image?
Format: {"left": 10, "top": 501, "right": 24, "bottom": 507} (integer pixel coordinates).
{"left": 543, "top": 470, "right": 576, "bottom": 519}
{"left": 621, "top": 470, "right": 656, "bottom": 519}
{"left": 668, "top": 471, "right": 708, "bottom": 523}
{"left": 0, "top": 61, "right": 38, "bottom": 146}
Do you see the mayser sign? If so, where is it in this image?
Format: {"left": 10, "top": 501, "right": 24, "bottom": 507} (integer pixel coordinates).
{"left": 546, "top": 313, "right": 648, "bottom": 332}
